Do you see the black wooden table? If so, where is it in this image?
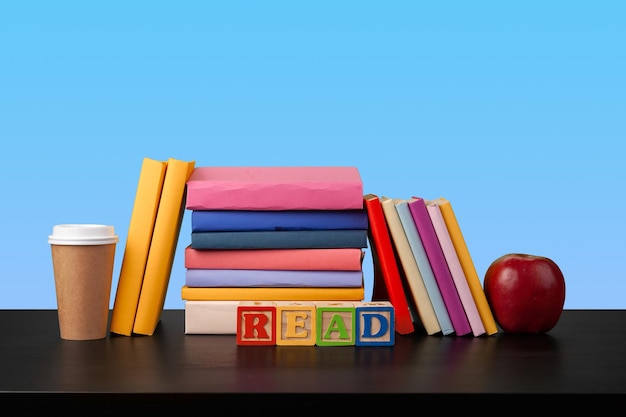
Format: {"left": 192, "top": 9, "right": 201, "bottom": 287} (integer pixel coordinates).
{"left": 1, "top": 309, "right": 625, "bottom": 413}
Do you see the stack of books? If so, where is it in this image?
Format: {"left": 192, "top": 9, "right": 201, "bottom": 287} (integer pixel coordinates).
{"left": 365, "top": 194, "right": 499, "bottom": 337}
{"left": 182, "top": 166, "right": 368, "bottom": 334}
{"left": 109, "top": 158, "right": 496, "bottom": 339}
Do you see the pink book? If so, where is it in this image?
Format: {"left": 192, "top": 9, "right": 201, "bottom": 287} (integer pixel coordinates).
{"left": 408, "top": 197, "right": 471, "bottom": 336}
{"left": 186, "top": 166, "right": 364, "bottom": 210}
{"left": 427, "top": 200, "right": 486, "bottom": 337}
{"left": 184, "top": 246, "right": 364, "bottom": 271}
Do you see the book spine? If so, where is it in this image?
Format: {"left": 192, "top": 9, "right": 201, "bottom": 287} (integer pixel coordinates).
{"left": 427, "top": 201, "right": 486, "bottom": 337}
{"left": 363, "top": 195, "right": 415, "bottom": 335}
{"left": 395, "top": 200, "right": 455, "bottom": 336}
{"left": 190, "top": 229, "right": 368, "bottom": 250}
{"left": 191, "top": 209, "right": 368, "bottom": 232}
{"left": 184, "top": 301, "right": 239, "bottom": 334}
{"left": 381, "top": 197, "right": 441, "bottom": 336}
{"left": 133, "top": 158, "right": 196, "bottom": 336}
{"left": 186, "top": 167, "right": 364, "bottom": 210}
{"left": 185, "top": 269, "right": 364, "bottom": 288}
{"left": 436, "top": 198, "right": 499, "bottom": 335}
{"left": 408, "top": 197, "right": 472, "bottom": 336}
{"left": 184, "top": 246, "right": 364, "bottom": 271}
{"left": 110, "top": 158, "right": 167, "bottom": 336}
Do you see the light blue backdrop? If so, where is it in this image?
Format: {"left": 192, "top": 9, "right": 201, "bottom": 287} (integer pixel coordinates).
{"left": 1, "top": 1, "right": 624, "bottom": 310}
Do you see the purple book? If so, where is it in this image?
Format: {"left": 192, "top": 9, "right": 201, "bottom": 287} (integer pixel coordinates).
{"left": 407, "top": 197, "right": 471, "bottom": 336}
{"left": 185, "top": 269, "right": 364, "bottom": 288}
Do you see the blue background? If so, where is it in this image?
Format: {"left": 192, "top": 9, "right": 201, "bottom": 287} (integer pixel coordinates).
{"left": 1, "top": 1, "right": 624, "bottom": 310}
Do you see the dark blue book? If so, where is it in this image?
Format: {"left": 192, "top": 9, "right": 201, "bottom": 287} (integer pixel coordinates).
{"left": 191, "top": 209, "right": 368, "bottom": 232}
{"left": 190, "top": 229, "right": 369, "bottom": 249}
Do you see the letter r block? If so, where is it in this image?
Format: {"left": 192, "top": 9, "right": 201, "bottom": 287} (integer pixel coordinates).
{"left": 275, "top": 301, "right": 316, "bottom": 346}
{"left": 315, "top": 302, "right": 356, "bottom": 346}
{"left": 236, "top": 301, "right": 276, "bottom": 346}
{"left": 354, "top": 301, "right": 395, "bottom": 346}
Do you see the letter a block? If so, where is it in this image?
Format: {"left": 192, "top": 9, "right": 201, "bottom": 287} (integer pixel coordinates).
{"left": 354, "top": 301, "right": 395, "bottom": 346}
{"left": 315, "top": 302, "right": 356, "bottom": 346}
{"left": 236, "top": 301, "right": 276, "bottom": 346}
{"left": 275, "top": 301, "right": 317, "bottom": 346}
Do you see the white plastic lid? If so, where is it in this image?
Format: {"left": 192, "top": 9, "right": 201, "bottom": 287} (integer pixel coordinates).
{"left": 48, "top": 224, "right": 119, "bottom": 245}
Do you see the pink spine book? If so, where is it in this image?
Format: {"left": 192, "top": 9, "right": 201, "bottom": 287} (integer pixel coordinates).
{"left": 186, "top": 166, "right": 364, "bottom": 210}
{"left": 426, "top": 201, "right": 486, "bottom": 337}
{"left": 408, "top": 197, "right": 471, "bottom": 336}
{"left": 184, "top": 246, "right": 364, "bottom": 271}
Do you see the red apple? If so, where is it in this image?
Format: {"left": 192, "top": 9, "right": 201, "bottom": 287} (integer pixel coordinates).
{"left": 484, "top": 253, "right": 566, "bottom": 334}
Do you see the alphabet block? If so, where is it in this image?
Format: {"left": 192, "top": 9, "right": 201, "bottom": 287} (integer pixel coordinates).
{"left": 234, "top": 300, "right": 396, "bottom": 347}
{"left": 354, "top": 301, "right": 395, "bottom": 346}
{"left": 315, "top": 302, "right": 356, "bottom": 346}
{"left": 236, "top": 301, "right": 276, "bottom": 346}
{"left": 275, "top": 301, "right": 317, "bottom": 346}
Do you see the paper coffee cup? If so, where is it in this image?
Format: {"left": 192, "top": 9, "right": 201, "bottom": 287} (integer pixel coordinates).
{"left": 49, "top": 224, "right": 118, "bottom": 340}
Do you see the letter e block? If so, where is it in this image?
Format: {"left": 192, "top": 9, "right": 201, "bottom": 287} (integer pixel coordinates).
{"left": 275, "top": 301, "right": 316, "bottom": 346}
{"left": 315, "top": 302, "right": 356, "bottom": 346}
{"left": 236, "top": 301, "right": 276, "bottom": 346}
{"left": 355, "top": 301, "right": 395, "bottom": 346}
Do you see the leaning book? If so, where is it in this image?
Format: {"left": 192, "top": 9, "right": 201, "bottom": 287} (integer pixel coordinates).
{"left": 110, "top": 157, "right": 167, "bottom": 336}
{"left": 380, "top": 196, "right": 440, "bottom": 336}
{"left": 363, "top": 194, "right": 415, "bottom": 335}
{"left": 133, "top": 158, "right": 196, "bottom": 336}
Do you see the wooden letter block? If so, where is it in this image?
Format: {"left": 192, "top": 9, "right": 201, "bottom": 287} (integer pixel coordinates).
{"left": 315, "top": 302, "right": 356, "bottom": 346}
{"left": 236, "top": 301, "right": 276, "bottom": 346}
{"left": 354, "top": 301, "right": 395, "bottom": 346}
{"left": 275, "top": 301, "right": 316, "bottom": 346}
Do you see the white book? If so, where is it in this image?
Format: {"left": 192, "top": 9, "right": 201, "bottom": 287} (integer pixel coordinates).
{"left": 184, "top": 300, "right": 239, "bottom": 334}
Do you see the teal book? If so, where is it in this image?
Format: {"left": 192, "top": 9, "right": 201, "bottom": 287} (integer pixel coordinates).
{"left": 190, "top": 229, "right": 369, "bottom": 250}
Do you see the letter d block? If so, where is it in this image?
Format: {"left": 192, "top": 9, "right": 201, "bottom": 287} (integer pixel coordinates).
{"left": 354, "top": 301, "right": 395, "bottom": 346}
{"left": 315, "top": 302, "right": 356, "bottom": 346}
{"left": 236, "top": 301, "right": 276, "bottom": 346}
{"left": 275, "top": 301, "right": 316, "bottom": 346}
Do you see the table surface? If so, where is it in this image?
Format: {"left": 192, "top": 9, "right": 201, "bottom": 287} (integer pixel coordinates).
{"left": 1, "top": 309, "right": 625, "bottom": 411}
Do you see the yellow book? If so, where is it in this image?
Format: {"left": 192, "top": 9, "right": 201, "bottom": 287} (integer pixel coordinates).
{"left": 133, "top": 158, "right": 196, "bottom": 336}
{"left": 110, "top": 158, "right": 167, "bottom": 336}
{"left": 434, "top": 197, "right": 499, "bottom": 335}
{"left": 181, "top": 286, "right": 365, "bottom": 301}
{"left": 380, "top": 197, "right": 441, "bottom": 335}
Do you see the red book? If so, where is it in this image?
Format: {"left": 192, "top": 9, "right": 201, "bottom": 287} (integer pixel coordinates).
{"left": 364, "top": 194, "right": 415, "bottom": 335}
